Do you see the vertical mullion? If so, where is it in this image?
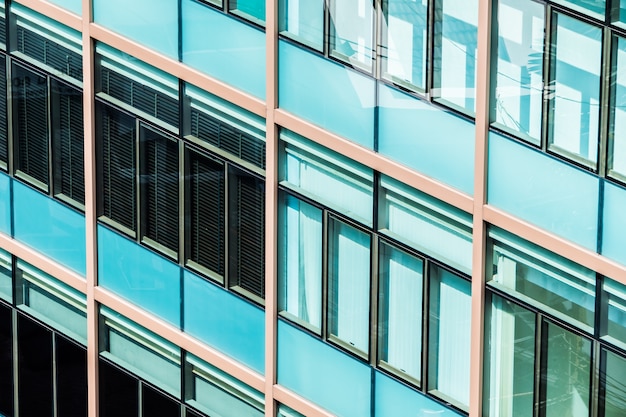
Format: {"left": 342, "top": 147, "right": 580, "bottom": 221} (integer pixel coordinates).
{"left": 598, "top": 28, "right": 613, "bottom": 177}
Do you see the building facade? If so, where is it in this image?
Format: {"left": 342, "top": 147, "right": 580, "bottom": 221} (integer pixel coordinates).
{"left": 0, "top": 0, "right": 625, "bottom": 416}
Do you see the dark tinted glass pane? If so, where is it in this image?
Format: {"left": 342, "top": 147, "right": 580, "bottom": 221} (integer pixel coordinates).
{"left": 228, "top": 167, "right": 265, "bottom": 299}
{"left": 56, "top": 335, "right": 87, "bottom": 417}
{"left": 99, "top": 359, "right": 138, "bottom": 417}
{"left": 140, "top": 126, "right": 179, "bottom": 253}
{"left": 52, "top": 80, "right": 84, "bottom": 205}
{"left": 12, "top": 63, "right": 49, "bottom": 187}
{"left": 141, "top": 385, "right": 180, "bottom": 417}
{"left": 0, "top": 55, "right": 7, "bottom": 166}
{"left": 187, "top": 149, "right": 224, "bottom": 276}
{"left": 97, "top": 102, "right": 136, "bottom": 232}
{"left": 0, "top": 303, "right": 12, "bottom": 417}
{"left": 17, "top": 314, "right": 53, "bottom": 417}
{"left": 186, "top": 408, "right": 203, "bottom": 417}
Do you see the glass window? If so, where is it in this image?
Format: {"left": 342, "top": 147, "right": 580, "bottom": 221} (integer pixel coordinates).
{"left": 608, "top": 35, "right": 626, "bottom": 180}
{"left": 601, "top": 349, "right": 626, "bottom": 417}
{"left": 554, "top": 0, "right": 605, "bottom": 19}
{"left": 185, "top": 353, "right": 264, "bottom": 417}
{"left": 0, "top": 54, "right": 7, "bottom": 168}
{"left": 381, "top": 0, "right": 428, "bottom": 91}
{"left": 378, "top": 242, "right": 423, "bottom": 383}
{"left": 0, "top": 304, "right": 12, "bottom": 417}
{"left": 99, "top": 359, "right": 139, "bottom": 417}
{"left": 611, "top": 1, "right": 626, "bottom": 28}
{"left": 484, "top": 293, "right": 535, "bottom": 417}
{"left": 601, "top": 277, "right": 626, "bottom": 350}
{"left": 541, "top": 321, "right": 591, "bottom": 417}
{"left": 279, "top": 0, "right": 324, "bottom": 50}
{"left": 491, "top": 0, "right": 544, "bottom": 144}
{"left": 489, "top": 228, "right": 596, "bottom": 331}
{"left": 12, "top": 62, "right": 49, "bottom": 189}
{"left": 278, "top": 192, "right": 323, "bottom": 331}
{"left": 281, "top": 130, "right": 374, "bottom": 226}
{"left": 329, "top": 0, "right": 375, "bottom": 71}
{"left": 327, "top": 217, "right": 371, "bottom": 355}
{"left": 56, "top": 335, "right": 87, "bottom": 417}
{"left": 15, "top": 260, "right": 87, "bottom": 344}
{"left": 432, "top": 0, "right": 478, "bottom": 114}
{"left": 229, "top": 0, "right": 266, "bottom": 25}
{"left": 379, "top": 175, "right": 472, "bottom": 274}
{"left": 548, "top": 13, "right": 601, "bottom": 166}
{"left": 427, "top": 264, "right": 471, "bottom": 409}
{"left": 0, "top": 249, "right": 11, "bottom": 302}
{"left": 142, "top": 385, "right": 180, "bottom": 417}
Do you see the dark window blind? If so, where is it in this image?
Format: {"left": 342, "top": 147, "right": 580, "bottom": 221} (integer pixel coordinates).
{"left": 187, "top": 149, "right": 225, "bottom": 276}
{"left": 0, "top": 55, "right": 7, "bottom": 165}
{"left": 98, "top": 103, "right": 136, "bottom": 232}
{"left": 229, "top": 168, "right": 265, "bottom": 299}
{"left": 140, "top": 126, "right": 179, "bottom": 253}
{"left": 12, "top": 63, "right": 49, "bottom": 186}
{"left": 52, "top": 80, "right": 84, "bottom": 205}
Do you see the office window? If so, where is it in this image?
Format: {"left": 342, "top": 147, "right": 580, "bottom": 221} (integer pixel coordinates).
{"left": 553, "top": 0, "right": 605, "bottom": 19}
{"left": 278, "top": 192, "right": 323, "bottom": 330}
{"left": 228, "top": 166, "right": 265, "bottom": 300}
{"left": 601, "top": 349, "right": 626, "bottom": 417}
{"left": 378, "top": 241, "right": 423, "bottom": 383}
{"left": 427, "top": 264, "right": 471, "bottom": 409}
{"left": 601, "top": 278, "right": 626, "bottom": 350}
{"left": 548, "top": 13, "right": 601, "bottom": 166}
{"left": 142, "top": 385, "right": 180, "bottom": 417}
{"left": 327, "top": 217, "right": 371, "bottom": 355}
{"left": 0, "top": 248, "right": 11, "bottom": 302}
{"left": 433, "top": 0, "right": 478, "bottom": 114}
{"left": 139, "top": 125, "right": 180, "bottom": 256}
{"left": 185, "top": 148, "right": 225, "bottom": 280}
{"left": 229, "top": 0, "right": 266, "bottom": 24}
{"left": 0, "top": 54, "right": 7, "bottom": 167}
{"left": 491, "top": 0, "right": 544, "bottom": 144}
{"left": 489, "top": 228, "right": 596, "bottom": 331}
{"left": 56, "top": 335, "right": 88, "bottom": 417}
{"left": 97, "top": 102, "right": 137, "bottom": 234}
{"left": 484, "top": 293, "right": 535, "bottom": 417}
{"left": 608, "top": 35, "right": 626, "bottom": 180}
{"left": 52, "top": 79, "right": 84, "bottom": 206}
{"left": 381, "top": 0, "right": 428, "bottom": 91}
{"left": 329, "top": 0, "right": 375, "bottom": 71}
{"left": 0, "top": 304, "right": 12, "bottom": 417}
{"left": 279, "top": 0, "right": 324, "bottom": 50}
{"left": 99, "top": 359, "right": 139, "bottom": 417}
{"left": 12, "top": 62, "right": 49, "bottom": 188}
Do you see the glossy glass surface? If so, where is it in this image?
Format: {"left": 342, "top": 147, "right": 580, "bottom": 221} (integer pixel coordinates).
{"left": 602, "top": 349, "right": 626, "bottom": 417}
{"left": 0, "top": 172, "right": 9, "bottom": 234}
{"left": 602, "top": 278, "right": 626, "bottom": 350}
{"left": 329, "top": 0, "right": 375, "bottom": 71}
{"left": 229, "top": 0, "right": 265, "bottom": 24}
{"left": 0, "top": 249, "right": 10, "bottom": 302}
{"left": 608, "top": 36, "right": 626, "bottom": 179}
{"left": 601, "top": 181, "right": 626, "bottom": 267}
{"left": 45, "top": 0, "right": 81, "bottom": 14}
{"left": 279, "top": 0, "right": 324, "bottom": 50}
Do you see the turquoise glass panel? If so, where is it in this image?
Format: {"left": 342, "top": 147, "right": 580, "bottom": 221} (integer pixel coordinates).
{"left": 98, "top": 225, "right": 181, "bottom": 327}
{"left": 0, "top": 249, "right": 11, "bottom": 303}
{"left": 279, "top": 40, "right": 375, "bottom": 149}
{"left": 601, "top": 181, "right": 626, "bottom": 267}
{"left": 45, "top": 0, "right": 81, "bottom": 15}
{"left": 277, "top": 320, "right": 371, "bottom": 417}
{"left": 0, "top": 172, "right": 9, "bottom": 235}
{"left": 488, "top": 132, "right": 599, "bottom": 250}
{"left": 93, "top": 0, "right": 178, "bottom": 58}
{"left": 183, "top": 270, "right": 265, "bottom": 374}
{"left": 378, "top": 84, "right": 475, "bottom": 195}
{"left": 554, "top": 0, "right": 605, "bottom": 19}
{"left": 182, "top": 0, "right": 266, "bottom": 99}
{"left": 229, "top": 0, "right": 265, "bottom": 23}
{"left": 13, "top": 181, "right": 86, "bottom": 275}
{"left": 279, "top": 0, "right": 324, "bottom": 50}
{"left": 374, "top": 371, "right": 462, "bottom": 417}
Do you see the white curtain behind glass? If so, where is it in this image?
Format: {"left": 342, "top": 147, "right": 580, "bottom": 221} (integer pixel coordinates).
{"left": 283, "top": 196, "right": 322, "bottom": 329}
{"left": 329, "top": 220, "right": 371, "bottom": 353}
{"left": 383, "top": 245, "right": 423, "bottom": 380}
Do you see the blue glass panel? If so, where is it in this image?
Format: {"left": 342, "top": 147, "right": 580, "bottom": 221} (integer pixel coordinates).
{"left": 97, "top": 225, "right": 181, "bottom": 326}
{"left": 378, "top": 84, "right": 475, "bottom": 195}
{"left": 279, "top": 41, "right": 375, "bottom": 149}
{"left": 183, "top": 270, "right": 264, "bottom": 374}
{"left": 45, "top": 0, "right": 81, "bottom": 15}
{"left": 601, "top": 182, "right": 626, "bottom": 267}
{"left": 0, "top": 173, "right": 10, "bottom": 235}
{"left": 277, "top": 320, "right": 371, "bottom": 417}
{"left": 488, "top": 132, "right": 599, "bottom": 250}
{"left": 374, "top": 371, "right": 462, "bottom": 417}
{"left": 229, "top": 0, "right": 265, "bottom": 23}
{"left": 182, "top": 0, "right": 266, "bottom": 99}
{"left": 93, "top": 0, "right": 178, "bottom": 58}
{"left": 13, "top": 182, "right": 86, "bottom": 275}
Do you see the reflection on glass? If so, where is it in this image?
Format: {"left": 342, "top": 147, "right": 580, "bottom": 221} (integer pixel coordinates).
{"left": 378, "top": 242, "right": 423, "bottom": 382}
{"left": 542, "top": 322, "right": 591, "bottom": 417}
{"left": 548, "top": 13, "right": 601, "bottom": 166}
{"left": 428, "top": 264, "right": 471, "bottom": 409}
{"left": 278, "top": 193, "right": 323, "bottom": 330}
{"left": 489, "top": 228, "right": 596, "bottom": 331}
{"left": 328, "top": 217, "right": 371, "bottom": 354}
{"left": 381, "top": 0, "right": 428, "bottom": 91}
{"left": 602, "top": 349, "right": 626, "bottom": 417}
{"left": 433, "top": 0, "right": 478, "bottom": 114}
{"left": 484, "top": 294, "right": 535, "bottom": 417}
{"left": 601, "top": 278, "right": 626, "bottom": 349}
{"left": 229, "top": 0, "right": 266, "bottom": 24}
{"left": 492, "top": 0, "right": 544, "bottom": 144}
{"left": 554, "top": 0, "right": 605, "bottom": 19}
{"left": 329, "top": 0, "right": 375, "bottom": 71}
{"left": 608, "top": 36, "right": 626, "bottom": 179}
{"left": 279, "top": 0, "right": 324, "bottom": 50}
